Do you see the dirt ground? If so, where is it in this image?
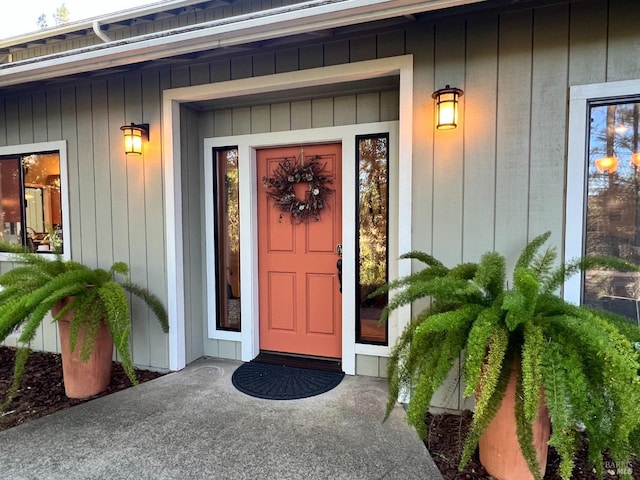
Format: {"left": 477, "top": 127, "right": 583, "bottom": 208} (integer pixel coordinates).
{"left": 425, "top": 410, "right": 640, "bottom": 479}
{"left": 0, "top": 346, "right": 165, "bottom": 432}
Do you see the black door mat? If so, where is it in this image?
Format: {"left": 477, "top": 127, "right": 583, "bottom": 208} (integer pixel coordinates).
{"left": 254, "top": 351, "right": 343, "bottom": 373}
{"left": 231, "top": 361, "right": 345, "bottom": 400}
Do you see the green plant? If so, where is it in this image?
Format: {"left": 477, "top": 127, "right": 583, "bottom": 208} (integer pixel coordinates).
{"left": 42, "top": 229, "right": 62, "bottom": 251}
{"left": 0, "top": 247, "right": 169, "bottom": 409}
{"left": 375, "top": 232, "right": 640, "bottom": 480}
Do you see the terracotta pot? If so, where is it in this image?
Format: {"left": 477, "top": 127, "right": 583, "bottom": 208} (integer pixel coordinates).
{"left": 53, "top": 299, "right": 114, "bottom": 399}
{"left": 478, "top": 364, "right": 551, "bottom": 480}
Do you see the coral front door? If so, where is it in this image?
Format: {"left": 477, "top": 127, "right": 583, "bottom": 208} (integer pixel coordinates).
{"left": 257, "top": 144, "right": 342, "bottom": 358}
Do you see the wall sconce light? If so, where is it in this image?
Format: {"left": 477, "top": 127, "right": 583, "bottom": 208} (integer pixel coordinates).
{"left": 631, "top": 153, "right": 640, "bottom": 168}
{"left": 432, "top": 85, "right": 464, "bottom": 130}
{"left": 595, "top": 156, "right": 619, "bottom": 174}
{"left": 120, "top": 123, "right": 149, "bottom": 155}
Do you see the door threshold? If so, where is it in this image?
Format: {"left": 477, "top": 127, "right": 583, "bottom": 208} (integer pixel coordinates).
{"left": 255, "top": 351, "right": 343, "bottom": 373}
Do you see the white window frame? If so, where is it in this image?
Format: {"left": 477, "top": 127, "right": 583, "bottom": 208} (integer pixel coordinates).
{"left": 0, "top": 141, "right": 70, "bottom": 262}
{"left": 565, "top": 80, "right": 640, "bottom": 303}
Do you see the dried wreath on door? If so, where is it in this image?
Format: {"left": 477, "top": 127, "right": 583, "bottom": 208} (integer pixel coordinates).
{"left": 262, "top": 155, "right": 332, "bottom": 223}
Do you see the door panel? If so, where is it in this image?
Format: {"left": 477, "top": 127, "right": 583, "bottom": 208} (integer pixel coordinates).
{"left": 307, "top": 274, "right": 336, "bottom": 335}
{"left": 258, "top": 143, "right": 342, "bottom": 358}
{"left": 267, "top": 272, "right": 296, "bottom": 331}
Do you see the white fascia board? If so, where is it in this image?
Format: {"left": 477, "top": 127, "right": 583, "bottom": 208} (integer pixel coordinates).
{"left": 0, "top": 0, "right": 485, "bottom": 88}
{"left": 0, "top": 0, "right": 219, "bottom": 48}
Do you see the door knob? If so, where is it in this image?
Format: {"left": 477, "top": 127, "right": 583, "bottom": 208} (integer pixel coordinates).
{"left": 336, "top": 259, "right": 342, "bottom": 293}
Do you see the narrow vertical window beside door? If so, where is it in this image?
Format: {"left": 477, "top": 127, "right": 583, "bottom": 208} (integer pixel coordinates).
{"left": 356, "top": 134, "right": 389, "bottom": 344}
{"left": 214, "top": 148, "right": 241, "bottom": 331}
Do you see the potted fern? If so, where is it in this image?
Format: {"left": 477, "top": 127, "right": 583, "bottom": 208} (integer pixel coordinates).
{"left": 0, "top": 246, "right": 168, "bottom": 405}
{"left": 376, "top": 232, "right": 640, "bottom": 480}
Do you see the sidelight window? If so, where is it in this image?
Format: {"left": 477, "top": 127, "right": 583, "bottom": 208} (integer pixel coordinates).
{"left": 356, "top": 134, "right": 389, "bottom": 345}
{"left": 213, "top": 148, "right": 241, "bottom": 331}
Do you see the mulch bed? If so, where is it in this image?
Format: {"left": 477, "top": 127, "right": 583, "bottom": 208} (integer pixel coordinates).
{"left": 425, "top": 410, "right": 640, "bottom": 479}
{"left": 0, "top": 345, "right": 165, "bottom": 432}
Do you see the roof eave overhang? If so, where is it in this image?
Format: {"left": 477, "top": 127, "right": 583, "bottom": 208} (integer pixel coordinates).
{"left": 0, "top": 0, "right": 485, "bottom": 89}
{"left": 0, "top": 0, "right": 216, "bottom": 49}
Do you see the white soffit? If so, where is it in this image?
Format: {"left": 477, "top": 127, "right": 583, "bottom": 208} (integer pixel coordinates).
{"left": 0, "top": 0, "right": 485, "bottom": 88}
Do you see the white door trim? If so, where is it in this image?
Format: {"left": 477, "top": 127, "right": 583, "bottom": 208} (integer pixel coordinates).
{"left": 205, "top": 122, "right": 398, "bottom": 375}
{"left": 163, "top": 55, "right": 414, "bottom": 372}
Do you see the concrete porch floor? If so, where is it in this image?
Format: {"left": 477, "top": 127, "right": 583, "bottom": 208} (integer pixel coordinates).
{"left": 0, "top": 357, "right": 443, "bottom": 479}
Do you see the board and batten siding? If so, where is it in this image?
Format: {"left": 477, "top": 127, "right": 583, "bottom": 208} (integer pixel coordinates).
{"left": 406, "top": 0, "right": 640, "bottom": 274}
{"left": 0, "top": 0, "right": 639, "bottom": 390}
{"left": 404, "top": 0, "right": 640, "bottom": 410}
{"left": 0, "top": 72, "right": 170, "bottom": 371}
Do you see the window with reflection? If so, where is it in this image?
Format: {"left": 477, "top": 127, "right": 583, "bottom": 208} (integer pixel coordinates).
{"left": 356, "top": 134, "right": 388, "bottom": 344}
{"left": 214, "top": 148, "right": 241, "bottom": 331}
{"left": 0, "top": 152, "right": 63, "bottom": 253}
{"left": 584, "top": 100, "right": 640, "bottom": 322}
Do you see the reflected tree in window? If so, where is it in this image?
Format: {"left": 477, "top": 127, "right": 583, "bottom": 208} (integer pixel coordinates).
{"left": 357, "top": 135, "right": 388, "bottom": 344}
{"left": 585, "top": 101, "right": 640, "bottom": 322}
{"left": 214, "top": 148, "right": 241, "bottom": 331}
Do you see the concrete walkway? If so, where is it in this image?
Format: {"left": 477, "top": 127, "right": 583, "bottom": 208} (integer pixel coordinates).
{"left": 0, "top": 358, "right": 443, "bottom": 480}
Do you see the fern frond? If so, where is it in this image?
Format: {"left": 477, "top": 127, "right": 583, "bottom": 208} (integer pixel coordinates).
{"left": 121, "top": 282, "right": 169, "bottom": 333}
{"left": 521, "top": 323, "right": 544, "bottom": 424}
{"left": 385, "top": 306, "right": 478, "bottom": 423}
{"left": 97, "top": 282, "right": 137, "bottom": 385}
{"left": 406, "top": 326, "right": 468, "bottom": 437}
{"left": 0, "top": 346, "right": 31, "bottom": 410}
{"left": 514, "top": 369, "right": 543, "bottom": 480}
{"left": 515, "top": 232, "right": 551, "bottom": 270}
{"left": 384, "top": 325, "right": 442, "bottom": 421}
{"left": 370, "top": 252, "right": 452, "bottom": 302}
{"left": 503, "top": 268, "right": 539, "bottom": 331}
{"left": 109, "top": 261, "right": 129, "bottom": 277}
{"left": 18, "top": 283, "right": 88, "bottom": 345}
{"left": 471, "top": 324, "right": 509, "bottom": 421}
{"left": 448, "top": 262, "right": 479, "bottom": 280}
{"left": 473, "top": 251, "right": 506, "bottom": 301}
{"left": 66, "top": 291, "right": 103, "bottom": 361}
{"left": 539, "top": 337, "right": 572, "bottom": 478}
{"left": 370, "top": 265, "right": 450, "bottom": 306}
{"left": 378, "top": 275, "right": 478, "bottom": 324}
{"left": 463, "top": 305, "right": 503, "bottom": 396}
{"left": 530, "top": 246, "right": 557, "bottom": 284}
{"left": 0, "top": 297, "right": 30, "bottom": 341}
{"left": 398, "top": 250, "right": 446, "bottom": 268}
{"left": 544, "top": 255, "right": 637, "bottom": 294}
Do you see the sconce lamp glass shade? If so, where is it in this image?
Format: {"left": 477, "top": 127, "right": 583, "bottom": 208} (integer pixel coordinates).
{"left": 594, "top": 156, "right": 619, "bottom": 174}
{"left": 432, "top": 85, "right": 464, "bottom": 130}
{"left": 120, "top": 123, "right": 149, "bottom": 155}
{"left": 631, "top": 152, "right": 640, "bottom": 168}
